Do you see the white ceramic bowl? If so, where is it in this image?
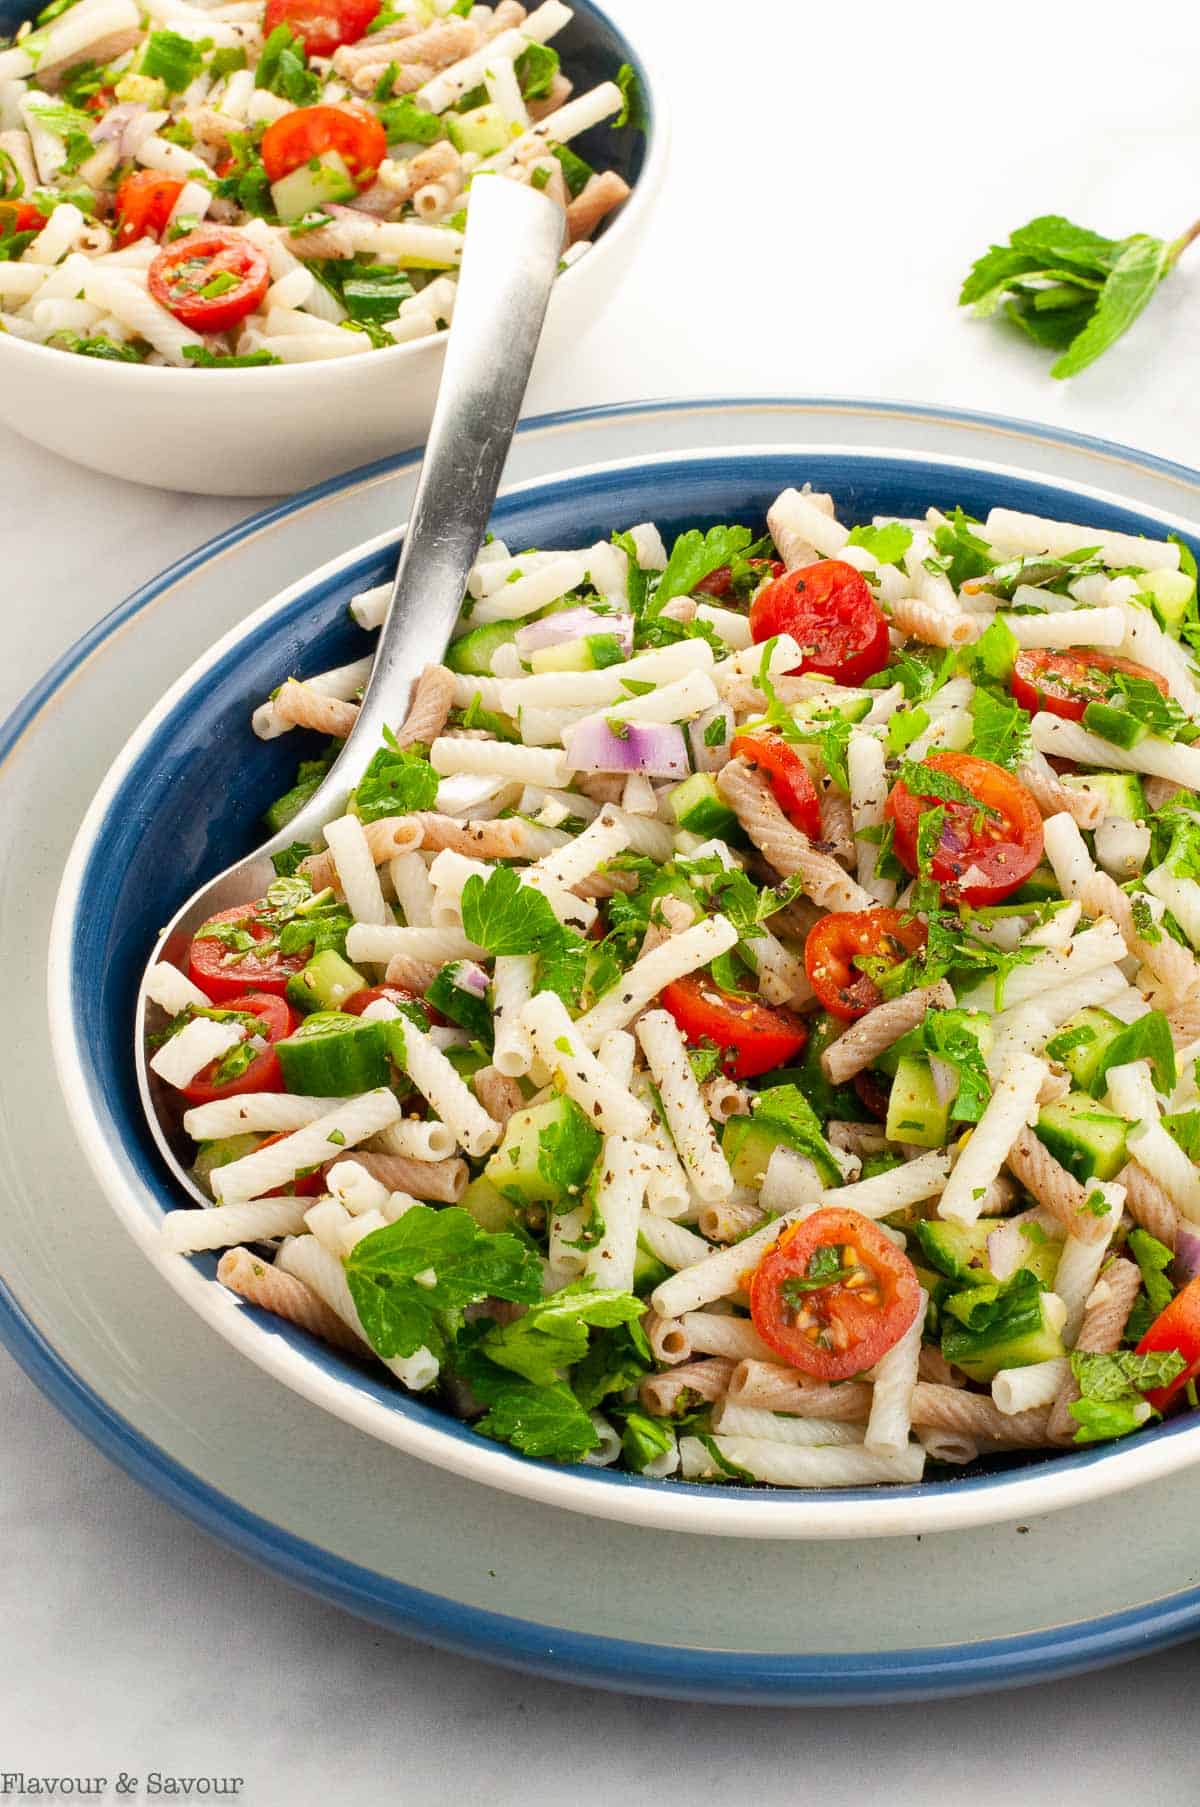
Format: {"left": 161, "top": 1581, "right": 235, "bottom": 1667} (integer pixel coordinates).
{"left": 48, "top": 421, "right": 1200, "bottom": 1539}
{"left": 0, "top": 0, "right": 664, "bottom": 496}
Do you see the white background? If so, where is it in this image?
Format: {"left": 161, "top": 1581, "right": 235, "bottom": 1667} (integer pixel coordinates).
{"left": 4, "top": 0, "right": 1200, "bottom": 1799}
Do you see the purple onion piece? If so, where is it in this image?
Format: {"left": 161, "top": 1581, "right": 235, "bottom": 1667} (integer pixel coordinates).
{"left": 514, "top": 607, "right": 634, "bottom": 656}
{"left": 1173, "top": 1221, "right": 1200, "bottom": 1288}
{"left": 453, "top": 961, "right": 490, "bottom": 1000}
{"left": 564, "top": 717, "right": 690, "bottom": 779}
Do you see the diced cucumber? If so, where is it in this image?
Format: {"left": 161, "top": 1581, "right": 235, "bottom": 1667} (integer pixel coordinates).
{"left": 886, "top": 1055, "right": 949, "bottom": 1148}
{"left": 633, "top": 1234, "right": 672, "bottom": 1296}
{"left": 460, "top": 1175, "right": 523, "bottom": 1232}
{"left": 668, "top": 772, "right": 739, "bottom": 839}
{"left": 942, "top": 1288, "right": 1067, "bottom": 1383}
{"left": 485, "top": 1096, "right": 602, "bottom": 1208}
{"left": 1035, "top": 1090, "right": 1130, "bottom": 1183}
{"left": 446, "top": 102, "right": 515, "bottom": 156}
{"left": 721, "top": 1115, "right": 842, "bottom": 1190}
{"left": 286, "top": 948, "right": 368, "bottom": 1015}
{"left": 875, "top": 1009, "right": 992, "bottom": 1080}
{"left": 529, "top": 634, "right": 625, "bottom": 674}
{"left": 1081, "top": 700, "right": 1148, "bottom": 749}
{"left": 1061, "top": 771, "right": 1148, "bottom": 822}
{"left": 1046, "top": 1006, "right": 1127, "bottom": 1095}
{"left": 192, "top": 1132, "right": 262, "bottom": 1198}
{"left": 1010, "top": 861, "right": 1060, "bottom": 904}
{"left": 1142, "top": 567, "right": 1196, "bottom": 630}
{"left": 445, "top": 619, "right": 518, "bottom": 675}
{"left": 276, "top": 1011, "right": 391, "bottom": 1095}
{"left": 270, "top": 152, "right": 358, "bottom": 223}
{"left": 263, "top": 776, "right": 323, "bottom": 835}
{"left": 913, "top": 1217, "right": 1061, "bottom": 1288}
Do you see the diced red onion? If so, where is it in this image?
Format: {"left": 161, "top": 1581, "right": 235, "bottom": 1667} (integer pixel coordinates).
{"left": 454, "top": 961, "right": 490, "bottom": 999}
{"left": 688, "top": 703, "right": 731, "bottom": 773}
{"left": 564, "top": 717, "right": 690, "bottom": 779}
{"left": 930, "top": 1057, "right": 959, "bottom": 1108}
{"left": 514, "top": 607, "right": 634, "bottom": 657}
{"left": 1173, "top": 1221, "right": 1200, "bottom": 1288}
{"left": 344, "top": 181, "right": 400, "bottom": 218}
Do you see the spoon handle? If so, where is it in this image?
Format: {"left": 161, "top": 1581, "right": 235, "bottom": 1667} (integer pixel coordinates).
{"left": 337, "top": 178, "right": 565, "bottom": 784}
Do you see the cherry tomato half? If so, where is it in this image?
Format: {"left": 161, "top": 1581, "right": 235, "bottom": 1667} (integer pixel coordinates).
{"left": 187, "top": 902, "right": 310, "bottom": 1002}
{"left": 148, "top": 228, "right": 270, "bottom": 333}
{"left": 660, "top": 973, "right": 807, "bottom": 1081}
{"left": 884, "top": 751, "right": 1044, "bottom": 907}
{"left": 804, "top": 908, "right": 927, "bottom": 1021}
{"left": 749, "top": 559, "right": 890, "bottom": 686}
{"left": 1009, "top": 649, "right": 1169, "bottom": 723}
{"left": 264, "top": 0, "right": 380, "bottom": 55}
{"left": 749, "top": 1206, "right": 922, "bottom": 1381}
{"left": 114, "top": 170, "right": 183, "bottom": 248}
{"left": 0, "top": 200, "right": 47, "bottom": 235}
{"left": 180, "top": 992, "right": 297, "bottom": 1105}
{"left": 260, "top": 104, "right": 387, "bottom": 186}
{"left": 730, "top": 729, "right": 823, "bottom": 840}
{"left": 1135, "top": 1275, "right": 1200, "bottom": 1412}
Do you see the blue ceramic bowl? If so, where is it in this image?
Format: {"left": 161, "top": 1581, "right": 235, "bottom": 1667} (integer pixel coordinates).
{"left": 49, "top": 441, "right": 1200, "bottom": 1538}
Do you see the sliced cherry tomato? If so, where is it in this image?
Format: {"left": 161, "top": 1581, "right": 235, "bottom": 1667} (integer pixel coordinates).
{"left": 264, "top": 0, "right": 380, "bottom": 55}
{"left": 749, "top": 1206, "right": 922, "bottom": 1381}
{"left": 730, "top": 729, "right": 823, "bottom": 840}
{"left": 1135, "top": 1276, "right": 1200, "bottom": 1411}
{"left": 748, "top": 559, "right": 890, "bottom": 686}
{"left": 804, "top": 908, "right": 927, "bottom": 1021}
{"left": 1010, "top": 648, "right": 1169, "bottom": 722}
{"left": 343, "top": 984, "right": 445, "bottom": 1029}
{"left": 0, "top": 199, "right": 47, "bottom": 235}
{"left": 884, "top": 751, "right": 1044, "bottom": 907}
{"left": 148, "top": 227, "right": 270, "bottom": 332}
{"left": 254, "top": 1129, "right": 328, "bottom": 1197}
{"left": 84, "top": 84, "right": 117, "bottom": 115}
{"left": 113, "top": 170, "right": 184, "bottom": 248}
{"left": 693, "top": 558, "right": 783, "bottom": 599}
{"left": 180, "top": 992, "right": 297, "bottom": 1105}
{"left": 187, "top": 902, "right": 310, "bottom": 1002}
{"left": 260, "top": 104, "right": 386, "bottom": 186}
{"left": 660, "top": 973, "right": 807, "bottom": 1080}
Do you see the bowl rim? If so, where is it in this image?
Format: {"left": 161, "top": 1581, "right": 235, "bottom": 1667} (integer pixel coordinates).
{"left": 0, "top": 0, "right": 666, "bottom": 382}
{"left": 46, "top": 415, "right": 1200, "bottom": 1540}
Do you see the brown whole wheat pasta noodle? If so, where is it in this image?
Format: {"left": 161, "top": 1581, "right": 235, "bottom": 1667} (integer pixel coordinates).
{"left": 566, "top": 171, "right": 631, "bottom": 243}
{"left": 384, "top": 954, "right": 440, "bottom": 992}
{"left": 302, "top": 815, "right": 423, "bottom": 889}
{"left": 527, "top": 71, "right": 573, "bottom": 121}
{"left": 576, "top": 773, "right": 626, "bottom": 806}
{"left": 217, "top": 1246, "right": 367, "bottom": 1354}
{"left": 639, "top": 1357, "right": 734, "bottom": 1417}
{"left": 1078, "top": 868, "right": 1200, "bottom": 1000}
{"left": 827, "top": 1121, "right": 892, "bottom": 1156}
{"left": 1118, "top": 1160, "right": 1179, "bottom": 1250}
{"left": 395, "top": 664, "right": 456, "bottom": 749}
{"left": 1143, "top": 776, "right": 1184, "bottom": 811}
{"left": 329, "top": 1152, "right": 467, "bottom": 1202}
{"left": 697, "top": 1198, "right": 766, "bottom": 1243}
{"left": 340, "top": 16, "right": 478, "bottom": 88}
{"left": 1005, "top": 1127, "right": 1108, "bottom": 1242}
{"left": 818, "top": 783, "right": 856, "bottom": 867}
{"left": 1168, "top": 993, "right": 1200, "bottom": 1049}
{"left": 889, "top": 594, "right": 977, "bottom": 648}
{"left": 728, "top": 1359, "right": 873, "bottom": 1420}
{"left": 643, "top": 1310, "right": 691, "bottom": 1366}
{"left": 405, "top": 814, "right": 543, "bottom": 858}
{"left": 978, "top": 1171, "right": 1019, "bottom": 1217}
{"left": 768, "top": 896, "right": 824, "bottom": 941}
{"left": 472, "top": 1064, "right": 523, "bottom": 1127}
{"left": 821, "top": 982, "right": 956, "bottom": 1085}
{"left": 918, "top": 1345, "right": 967, "bottom": 1388}
{"left": 717, "top": 759, "right": 874, "bottom": 910}
{"left": 1018, "top": 753, "right": 1105, "bottom": 830}
{"left": 1047, "top": 1256, "right": 1143, "bottom": 1444}
{"left": 274, "top": 680, "right": 360, "bottom": 739}
{"left": 909, "top": 1383, "right": 1050, "bottom": 1447}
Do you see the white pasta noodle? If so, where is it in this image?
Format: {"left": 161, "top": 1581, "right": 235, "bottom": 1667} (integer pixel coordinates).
{"left": 522, "top": 990, "right": 650, "bottom": 1138}
{"left": 277, "top": 1234, "right": 438, "bottom": 1392}
{"left": 1054, "top": 1187, "right": 1124, "bottom": 1342}
{"left": 957, "top": 921, "right": 1127, "bottom": 1015}
{"left": 679, "top": 1312, "right": 774, "bottom": 1364}
{"left": 574, "top": 915, "right": 740, "bottom": 1045}
{"left": 323, "top": 814, "right": 391, "bottom": 927}
{"left": 345, "top": 925, "right": 484, "bottom": 964}
{"left": 635, "top": 1009, "right": 735, "bottom": 1206}
{"left": 211, "top": 1089, "right": 402, "bottom": 1204}
{"left": 710, "top": 1404, "right": 867, "bottom": 1445}
{"left": 150, "top": 1017, "right": 243, "bottom": 1090}
{"left": 144, "top": 961, "right": 211, "bottom": 1016}
{"left": 636, "top": 1211, "right": 710, "bottom": 1271}
{"left": 983, "top": 507, "right": 1179, "bottom": 571}
{"left": 161, "top": 1197, "right": 309, "bottom": 1255}
{"left": 498, "top": 640, "right": 713, "bottom": 714}
{"left": 491, "top": 954, "right": 535, "bottom": 1078}
{"left": 937, "top": 1054, "right": 1048, "bottom": 1225}
{"left": 847, "top": 730, "right": 895, "bottom": 903}
{"left": 393, "top": 1017, "right": 501, "bottom": 1158}
{"left": 430, "top": 737, "right": 570, "bottom": 788}
{"left": 182, "top": 1092, "right": 354, "bottom": 1140}
{"left": 865, "top": 1292, "right": 926, "bottom": 1453}
{"left": 1032, "top": 712, "right": 1200, "bottom": 790}
{"left": 582, "top": 1137, "right": 651, "bottom": 1294}
{"left": 680, "top": 1436, "right": 924, "bottom": 1487}
{"left": 1108, "top": 1060, "right": 1200, "bottom": 1222}
{"left": 989, "top": 607, "right": 1126, "bottom": 649}
{"left": 992, "top": 1358, "right": 1072, "bottom": 1416}
{"left": 389, "top": 851, "right": 435, "bottom": 929}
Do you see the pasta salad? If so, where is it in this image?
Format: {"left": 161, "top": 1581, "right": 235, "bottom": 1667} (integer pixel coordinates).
{"left": 143, "top": 486, "right": 1200, "bottom": 1488}
{"left": 0, "top": 0, "right": 638, "bottom": 365}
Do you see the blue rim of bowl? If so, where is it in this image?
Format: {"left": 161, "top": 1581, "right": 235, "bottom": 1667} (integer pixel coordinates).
{"left": 9, "top": 395, "right": 1200, "bottom": 1702}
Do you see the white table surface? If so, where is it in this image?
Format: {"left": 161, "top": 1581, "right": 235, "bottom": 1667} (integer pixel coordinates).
{"left": 4, "top": 0, "right": 1200, "bottom": 1798}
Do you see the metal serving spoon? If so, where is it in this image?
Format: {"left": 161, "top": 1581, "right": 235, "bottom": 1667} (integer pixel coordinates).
{"left": 136, "top": 178, "right": 566, "bottom": 1204}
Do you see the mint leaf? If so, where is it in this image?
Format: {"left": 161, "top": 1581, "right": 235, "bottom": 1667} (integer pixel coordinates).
{"left": 474, "top": 1378, "right": 600, "bottom": 1461}
{"left": 968, "top": 688, "right": 1032, "bottom": 770}
{"left": 572, "top": 1320, "right": 652, "bottom": 1410}
{"left": 1051, "top": 234, "right": 1171, "bottom": 378}
{"left": 653, "top": 525, "right": 754, "bottom": 614}
{"left": 847, "top": 522, "right": 913, "bottom": 567}
{"left": 352, "top": 738, "right": 438, "bottom": 822}
{"left": 614, "top": 61, "right": 647, "bottom": 132}
{"left": 1072, "top": 1347, "right": 1185, "bottom": 1401}
{"left": 1069, "top": 1397, "right": 1152, "bottom": 1444}
{"left": 480, "top": 1280, "right": 644, "bottom": 1387}
{"left": 344, "top": 1206, "right": 543, "bottom": 1363}
{"left": 1089, "top": 1010, "right": 1176, "bottom": 1097}
{"left": 620, "top": 1410, "right": 675, "bottom": 1472}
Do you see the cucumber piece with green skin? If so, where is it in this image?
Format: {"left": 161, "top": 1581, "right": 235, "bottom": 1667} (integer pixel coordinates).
{"left": 722, "top": 1116, "right": 842, "bottom": 1190}
{"left": 270, "top": 152, "right": 358, "bottom": 223}
{"left": 485, "top": 1097, "right": 602, "bottom": 1208}
{"left": 1010, "top": 861, "right": 1060, "bottom": 904}
{"left": 941, "top": 1289, "right": 1067, "bottom": 1383}
{"left": 1081, "top": 700, "right": 1148, "bottom": 749}
{"left": 1142, "top": 567, "right": 1196, "bottom": 631}
{"left": 286, "top": 948, "right": 368, "bottom": 1015}
{"left": 790, "top": 693, "right": 872, "bottom": 727}
{"left": 425, "top": 961, "right": 493, "bottom": 1042}
{"left": 633, "top": 1235, "right": 672, "bottom": 1296}
{"left": 529, "top": 634, "right": 626, "bottom": 674}
{"left": 263, "top": 776, "right": 323, "bottom": 835}
{"left": 1060, "top": 771, "right": 1148, "bottom": 822}
{"left": 445, "top": 620, "right": 518, "bottom": 675}
{"left": 1046, "top": 1006, "right": 1127, "bottom": 1095}
{"left": 886, "top": 1055, "right": 949, "bottom": 1148}
{"left": 277, "top": 1011, "right": 391, "bottom": 1095}
{"left": 668, "top": 772, "right": 739, "bottom": 839}
{"left": 1035, "top": 1090, "right": 1130, "bottom": 1182}
{"left": 192, "top": 1132, "right": 262, "bottom": 1198}
{"left": 914, "top": 1218, "right": 1062, "bottom": 1288}
{"left": 446, "top": 102, "right": 514, "bottom": 156}
{"left": 460, "top": 1175, "right": 530, "bottom": 1234}
{"left": 874, "top": 1009, "right": 993, "bottom": 1080}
